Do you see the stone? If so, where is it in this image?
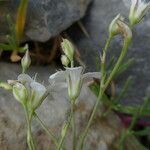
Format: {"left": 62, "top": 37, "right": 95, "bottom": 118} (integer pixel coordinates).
{"left": 68, "top": 0, "right": 150, "bottom": 106}
{"left": 0, "top": 62, "right": 126, "bottom": 150}
{"left": 0, "top": 0, "right": 91, "bottom": 42}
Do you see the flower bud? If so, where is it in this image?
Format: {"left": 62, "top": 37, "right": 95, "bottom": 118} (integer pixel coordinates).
{"left": 61, "top": 122, "right": 68, "bottom": 138}
{"left": 109, "top": 14, "right": 132, "bottom": 43}
{"left": 0, "top": 82, "right": 12, "bottom": 90}
{"left": 61, "top": 55, "right": 70, "bottom": 67}
{"left": 61, "top": 38, "right": 74, "bottom": 61}
{"left": 129, "top": 0, "right": 150, "bottom": 26}
{"left": 12, "top": 82, "right": 28, "bottom": 104}
{"left": 21, "top": 48, "right": 31, "bottom": 73}
{"left": 117, "top": 19, "right": 133, "bottom": 44}
{"left": 109, "top": 14, "right": 121, "bottom": 37}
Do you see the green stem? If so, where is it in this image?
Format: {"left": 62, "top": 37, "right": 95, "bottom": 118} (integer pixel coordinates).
{"left": 57, "top": 113, "right": 72, "bottom": 150}
{"left": 79, "top": 89, "right": 103, "bottom": 150}
{"left": 71, "top": 60, "right": 74, "bottom": 68}
{"left": 118, "top": 129, "right": 128, "bottom": 150}
{"left": 78, "top": 36, "right": 112, "bottom": 150}
{"left": 79, "top": 39, "right": 130, "bottom": 150}
{"left": 71, "top": 101, "right": 76, "bottom": 150}
{"left": 24, "top": 108, "right": 35, "bottom": 150}
{"left": 104, "top": 40, "right": 130, "bottom": 90}
{"left": 34, "top": 112, "right": 59, "bottom": 147}
{"left": 101, "top": 35, "right": 113, "bottom": 82}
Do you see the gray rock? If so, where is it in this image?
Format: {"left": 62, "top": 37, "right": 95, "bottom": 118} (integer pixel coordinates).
{"left": 0, "top": 0, "right": 91, "bottom": 42}
{"left": 68, "top": 0, "right": 150, "bottom": 106}
{"left": 0, "top": 62, "right": 125, "bottom": 150}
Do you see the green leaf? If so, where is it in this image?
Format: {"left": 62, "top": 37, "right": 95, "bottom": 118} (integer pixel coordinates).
{"left": 0, "top": 43, "right": 12, "bottom": 51}
{"left": 115, "top": 76, "right": 134, "bottom": 103}
{"left": 16, "top": 0, "right": 29, "bottom": 43}
{"left": 115, "top": 58, "right": 134, "bottom": 77}
{"left": 89, "top": 82, "right": 100, "bottom": 97}
{"left": 134, "top": 127, "right": 150, "bottom": 136}
{"left": 126, "top": 136, "right": 149, "bottom": 150}
{"left": 114, "top": 104, "right": 150, "bottom": 117}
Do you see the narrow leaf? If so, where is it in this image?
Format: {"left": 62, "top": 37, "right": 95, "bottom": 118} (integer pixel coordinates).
{"left": 16, "top": 0, "right": 29, "bottom": 43}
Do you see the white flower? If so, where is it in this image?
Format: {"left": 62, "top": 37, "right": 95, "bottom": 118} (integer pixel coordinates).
{"left": 48, "top": 70, "right": 67, "bottom": 92}
{"left": 66, "top": 67, "right": 83, "bottom": 100}
{"left": 48, "top": 66, "right": 100, "bottom": 101}
{"left": 129, "top": 0, "right": 150, "bottom": 25}
{"left": 17, "top": 74, "right": 47, "bottom": 108}
{"left": 12, "top": 82, "right": 28, "bottom": 104}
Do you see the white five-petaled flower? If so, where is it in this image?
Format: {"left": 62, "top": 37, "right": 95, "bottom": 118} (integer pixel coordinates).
{"left": 48, "top": 66, "right": 100, "bottom": 101}
{"left": 129, "top": 0, "right": 150, "bottom": 25}
{"left": 11, "top": 74, "right": 47, "bottom": 108}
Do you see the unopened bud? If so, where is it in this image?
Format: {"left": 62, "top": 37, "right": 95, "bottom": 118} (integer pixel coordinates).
{"left": 61, "top": 39, "right": 74, "bottom": 61}
{"left": 61, "top": 55, "right": 70, "bottom": 67}
{"left": 0, "top": 82, "right": 12, "bottom": 90}
{"left": 117, "top": 19, "right": 132, "bottom": 44}
{"left": 21, "top": 48, "right": 31, "bottom": 73}
{"left": 61, "top": 122, "right": 68, "bottom": 138}
{"left": 13, "top": 82, "right": 28, "bottom": 104}
{"left": 109, "top": 14, "right": 132, "bottom": 43}
{"left": 129, "top": 0, "right": 150, "bottom": 26}
{"left": 109, "top": 14, "right": 122, "bottom": 37}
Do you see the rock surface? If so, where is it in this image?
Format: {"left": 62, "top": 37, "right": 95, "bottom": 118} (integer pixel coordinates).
{"left": 0, "top": 62, "right": 124, "bottom": 150}
{"left": 68, "top": 0, "right": 150, "bottom": 106}
{"left": 0, "top": 0, "right": 91, "bottom": 42}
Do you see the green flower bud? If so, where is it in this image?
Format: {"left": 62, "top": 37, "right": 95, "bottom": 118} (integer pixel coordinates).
{"left": 0, "top": 82, "right": 12, "bottom": 90}
{"left": 13, "top": 82, "right": 28, "bottom": 104}
{"left": 21, "top": 48, "right": 31, "bottom": 73}
{"left": 117, "top": 19, "right": 133, "bottom": 44}
{"left": 109, "top": 14, "right": 132, "bottom": 43}
{"left": 61, "top": 38, "right": 74, "bottom": 61}
{"left": 61, "top": 55, "right": 70, "bottom": 67}
{"left": 61, "top": 122, "right": 68, "bottom": 138}
{"left": 109, "top": 14, "right": 121, "bottom": 37}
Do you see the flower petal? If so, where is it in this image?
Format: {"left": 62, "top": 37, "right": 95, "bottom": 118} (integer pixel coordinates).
{"left": 83, "top": 72, "right": 101, "bottom": 83}
{"left": 49, "top": 71, "right": 66, "bottom": 85}
{"left": 65, "top": 66, "right": 84, "bottom": 99}
{"left": 18, "top": 73, "right": 33, "bottom": 83}
{"left": 30, "top": 81, "right": 46, "bottom": 96}
{"left": 65, "top": 66, "right": 84, "bottom": 82}
{"left": 48, "top": 82, "right": 67, "bottom": 92}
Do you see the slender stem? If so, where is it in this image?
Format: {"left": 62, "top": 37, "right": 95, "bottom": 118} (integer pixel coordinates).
{"left": 57, "top": 113, "right": 72, "bottom": 150}
{"left": 79, "top": 89, "right": 103, "bottom": 150}
{"left": 79, "top": 39, "right": 130, "bottom": 150}
{"left": 24, "top": 108, "right": 35, "bottom": 150}
{"left": 101, "top": 35, "right": 113, "bottom": 81}
{"left": 104, "top": 40, "right": 130, "bottom": 90}
{"left": 71, "top": 101, "right": 76, "bottom": 150}
{"left": 34, "top": 112, "right": 59, "bottom": 147}
{"left": 118, "top": 129, "right": 128, "bottom": 150}
{"left": 71, "top": 61, "right": 74, "bottom": 68}
{"left": 78, "top": 36, "right": 112, "bottom": 150}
